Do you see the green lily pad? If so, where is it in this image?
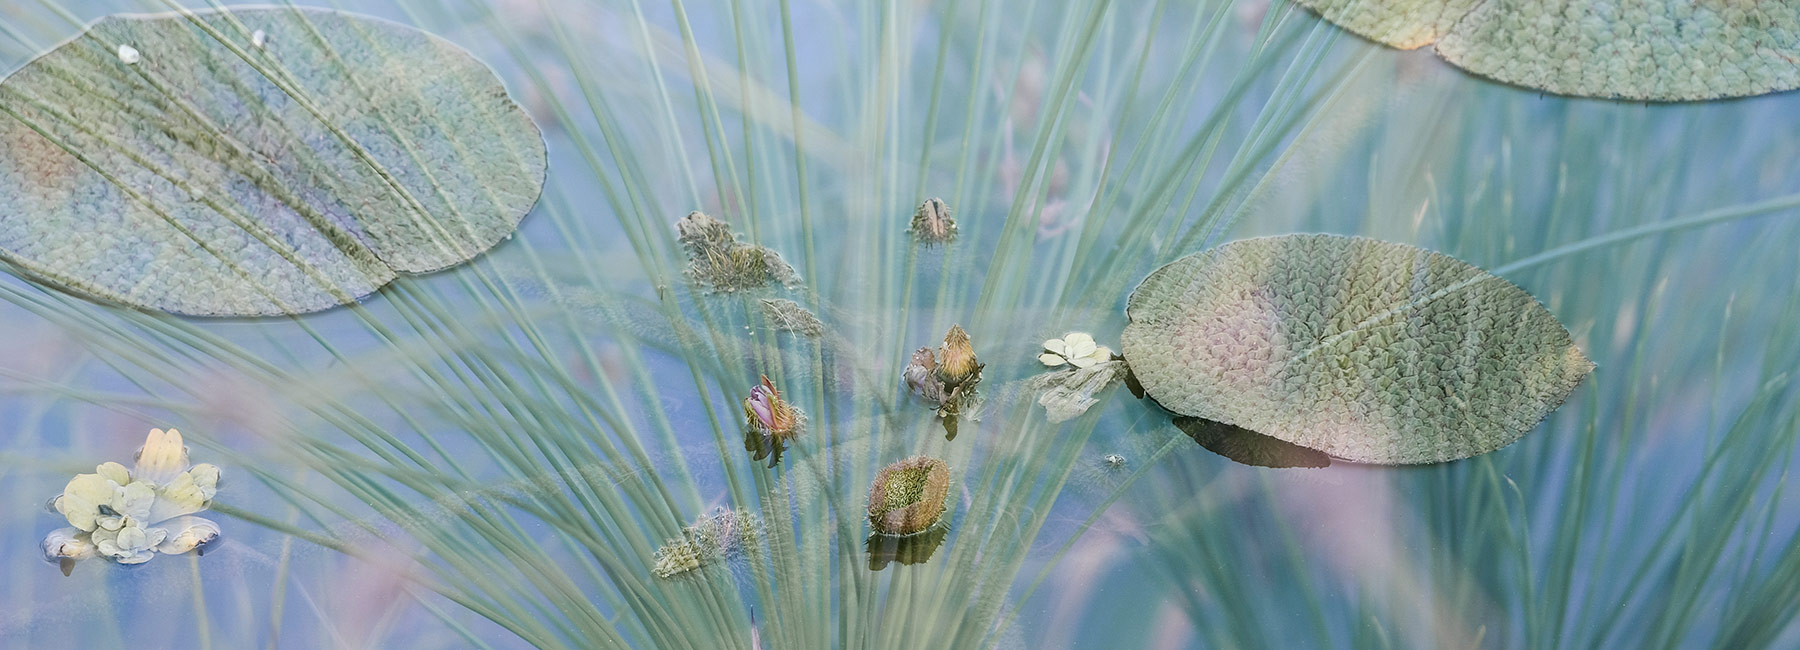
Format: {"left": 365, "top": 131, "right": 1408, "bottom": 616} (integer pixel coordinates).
{"left": 1296, "top": 0, "right": 1800, "bottom": 101}
{"left": 1123, "top": 234, "right": 1592, "bottom": 465}
{"left": 0, "top": 7, "right": 545, "bottom": 316}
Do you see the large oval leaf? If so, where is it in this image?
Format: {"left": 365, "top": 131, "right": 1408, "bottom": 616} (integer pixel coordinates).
{"left": 1296, "top": 0, "right": 1800, "bottom": 101}
{"left": 0, "top": 8, "right": 546, "bottom": 316}
{"left": 1123, "top": 234, "right": 1592, "bottom": 465}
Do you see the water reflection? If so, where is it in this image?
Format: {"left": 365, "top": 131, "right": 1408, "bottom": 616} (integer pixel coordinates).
{"left": 1174, "top": 417, "right": 1331, "bottom": 468}
{"left": 865, "top": 526, "right": 949, "bottom": 571}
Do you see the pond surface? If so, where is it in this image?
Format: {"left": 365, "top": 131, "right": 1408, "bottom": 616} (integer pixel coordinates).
{"left": 2, "top": 1, "right": 1799, "bottom": 649}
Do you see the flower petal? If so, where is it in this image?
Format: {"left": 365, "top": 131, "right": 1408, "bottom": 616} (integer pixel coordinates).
{"left": 56, "top": 473, "right": 121, "bottom": 532}
{"left": 114, "top": 481, "right": 157, "bottom": 521}
{"left": 150, "top": 462, "right": 221, "bottom": 524}
{"left": 41, "top": 527, "right": 96, "bottom": 562}
{"left": 154, "top": 516, "right": 222, "bottom": 555}
{"left": 1038, "top": 353, "right": 1068, "bottom": 367}
{"left": 1087, "top": 346, "right": 1114, "bottom": 362}
{"left": 1062, "top": 332, "right": 1094, "bottom": 349}
{"left": 95, "top": 462, "right": 131, "bottom": 486}
{"left": 1070, "top": 355, "right": 1096, "bottom": 369}
{"left": 1042, "top": 339, "right": 1066, "bottom": 356}
{"left": 134, "top": 428, "right": 190, "bottom": 484}
{"left": 1068, "top": 339, "right": 1096, "bottom": 358}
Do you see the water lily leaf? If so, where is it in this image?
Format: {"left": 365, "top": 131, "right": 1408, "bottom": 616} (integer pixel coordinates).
{"left": 1296, "top": 0, "right": 1800, "bottom": 101}
{"left": 0, "top": 7, "right": 546, "bottom": 316}
{"left": 1123, "top": 234, "right": 1592, "bottom": 465}
{"left": 1173, "top": 417, "right": 1331, "bottom": 469}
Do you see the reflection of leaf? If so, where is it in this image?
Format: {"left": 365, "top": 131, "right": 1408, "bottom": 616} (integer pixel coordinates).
{"left": 1174, "top": 417, "right": 1330, "bottom": 469}
{"left": 1294, "top": 0, "right": 1800, "bottom": 101}
{"left": 743, "top": 427, "right": 786, "bottom": 468}
{"left": 865, "top": 526, "right": 949, "bottom": 571}
{"left": 0, "top": 8, "right": 545, "bottom": 316}
{"left": 1124, "top": 234, "right": 1592, "bottom": 465}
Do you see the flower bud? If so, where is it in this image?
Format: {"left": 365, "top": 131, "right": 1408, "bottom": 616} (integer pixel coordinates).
{"left": 933, "top": 325, "right": 982, "bottom": 388}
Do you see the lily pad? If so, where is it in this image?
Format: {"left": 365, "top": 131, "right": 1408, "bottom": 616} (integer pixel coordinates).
{"left": 1123, "top": 234, "right": 1592, "bottom": 465}
{"left": 0, "top": 7, "right": 546, "bottom": 315}
{"left": 1296, "top": 0, "right": 1800, "bottom": 101}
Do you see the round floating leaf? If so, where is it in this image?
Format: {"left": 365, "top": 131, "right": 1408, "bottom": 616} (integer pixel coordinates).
{"left": 1123, "top": 234, "right": 1592, "bottom": 465}
{"left": 0, "top": 7, "right": 546, "bottom": 316}
{"left": 1296, "top": 0, "right": 1800, "bottom": 101}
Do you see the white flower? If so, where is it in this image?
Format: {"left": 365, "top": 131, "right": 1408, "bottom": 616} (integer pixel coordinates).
{"left": 43, "top": 429, "right": 222, "bottom": 572}
{"left": 1040, "top": 332, "right": 1114, "bottom": 369}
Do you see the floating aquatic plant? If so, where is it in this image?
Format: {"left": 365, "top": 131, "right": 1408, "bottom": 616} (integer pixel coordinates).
{"left": 0, "top": 7, "right": 546, "bottom": 316}
{"left": 1038, "top": 332, "right": 1114, "bottom": 368}
{"left": 1294, "top": 0, "right": 1800, "bottom": 100}
{"left": 1029, "top": 332, "right": 1130, "bottom": 423}
{"left": 758, "top": 298, "right": 824, "bottom": 338}
{"left": 867, "top": 456, "right": 952, "bottom": 538}
{"left": 1122, "top": 234, "right": 1592, "bottom": 465}
{"left": 42, "top": 429, "right": 222, "bottom": 574}
{"left": 677, "top": 211, "right": 800, "bottom": 292}
{"left": 903, "top": 325, "right": 985, "bottom": 438}
{"left": 742, "top": 375, "right": 804, "bottom": 468}
{"left": 908, "top": 197, "right": 957, "bottom": 245}
{"left": 651, "top": 507, "right": 762, "bottom": 579}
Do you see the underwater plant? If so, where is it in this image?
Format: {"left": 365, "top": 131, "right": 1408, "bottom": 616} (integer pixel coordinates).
{"left": 42, "top": 429, "right": 221, "bottom": 574}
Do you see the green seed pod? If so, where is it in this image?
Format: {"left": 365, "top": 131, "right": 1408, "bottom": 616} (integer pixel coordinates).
{"left": 867, "top": 456, "right": 952, "bottom": 537}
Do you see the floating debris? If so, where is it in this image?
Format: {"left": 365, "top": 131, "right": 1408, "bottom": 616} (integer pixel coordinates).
{"left": 867, "top": 456, "right": 952, "bottom": 537}
{"left": 908, "top": 197, "right": 957, "bottom": 245}
{"left": 43, "top": 429, "right": 222, "bottom": 574}
{"left": 758, "top": 298, "right": 823, "bottom": 338}
{"left": 1029, "top": 332, "right": 1128, "bottom": 423}
{"left": 652, "top": 507, "right": 762, "bottom": 579}
{"left": 1102, "top": 454, "right": 1126, "bottom": 469}
{"left": 743, "top": 375, "right": 805, "bottom": 468}
{"left": 677, "top": 211, "right": 801, "bottom": 293}
{"left": 903, "top": 325, "right": 984, "bottom": 438}
{"left": 116, "top": 44, "right": 140, "bottom": 64}
{"left": 251, "top": 29, "right": 267, "bottom": 49}
{"left": 1028, "top": 358, "right": 1129, "bottom": 423}
{"left": 1039, "top": 332, "right": 1114, "bottom": 368}
{"left": 1123, "top": 234, "right": 1591, "bottom": 464}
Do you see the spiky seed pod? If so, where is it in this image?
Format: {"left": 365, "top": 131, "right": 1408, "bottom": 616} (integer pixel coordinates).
{"left": 676, "top": 210, "right": 736, "bottom": 257}
{"left": 868, "top": 456, "right": 952, "bottom": 537}
{"left": 909, "top": 197, "right": 956, "bottom": 245}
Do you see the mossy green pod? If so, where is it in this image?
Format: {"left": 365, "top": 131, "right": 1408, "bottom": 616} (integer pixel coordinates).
{"left": 867, "top": 456, "right": 951, "bottom": 537}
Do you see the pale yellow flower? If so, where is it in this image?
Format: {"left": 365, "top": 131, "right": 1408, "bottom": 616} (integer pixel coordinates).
{"left": 1040, "top": 332, "right": 1114, "bottom": 369}
{"left": 44, "top": 428, "right": 222, "bottom": 571}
